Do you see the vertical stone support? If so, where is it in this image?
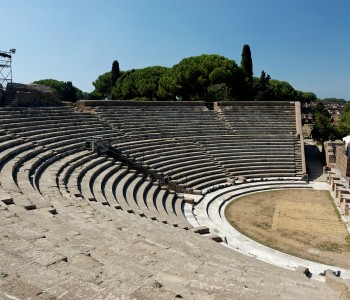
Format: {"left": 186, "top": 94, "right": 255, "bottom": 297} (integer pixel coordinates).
{"left": 295, "top": 101, "right": 307, "bottom": 177}
{"left": 213, "top": 102, "right": 218, "bottom": 112}
{"left": 76, "top": 100, "right": 86, "bottom": 110}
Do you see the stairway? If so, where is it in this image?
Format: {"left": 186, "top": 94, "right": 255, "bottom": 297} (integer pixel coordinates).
{"left": 0, "top": 89, "right": 17, "bottom": 107}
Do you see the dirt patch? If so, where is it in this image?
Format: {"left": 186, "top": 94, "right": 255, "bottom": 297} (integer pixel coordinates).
{"left": 225, "top": 189, "right": 350, "bottom": 269}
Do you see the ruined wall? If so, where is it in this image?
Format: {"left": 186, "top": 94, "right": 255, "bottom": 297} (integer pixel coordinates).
{"left": 324, "top": 140, "right": 344, "bottom": 167}
{"left": 0, "top": 84, "right": 4, "bottom": 104}
{"left": 6, "top": 83, "right": 67, "bottom": 107}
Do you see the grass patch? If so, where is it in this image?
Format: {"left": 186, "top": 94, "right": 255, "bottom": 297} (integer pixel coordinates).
{"left": 328, "top": 191, "right": 342, "bottom": 220}
{"left": 317, "top": 242, "right": 343, "bottom": 253}
{"left": 345, "top": 235, "right": 350, "bottom": 250}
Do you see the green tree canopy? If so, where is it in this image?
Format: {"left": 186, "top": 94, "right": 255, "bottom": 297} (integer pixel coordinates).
{"left": 252, "top": 74, "right": 314, "bottom": 103}
{"left": 253, "top": 70, "right": 271, "bottom": 101}
{"left": 337, "top": 102, "right": 350, "bottom": 137}
{"left": 32, "top": 79, "right": 86, "bottom": 102}
{"left": 313, "top": 101, "right": 331, "bottom": 118}
{"left": 296, "top": 91, "right": 317, "bottom": 103}
{"left": 321, "top": 98, "right": 347, "bottom": 103}
{"left": 268, "top": 80, "right": 297, "bottom": 101}
{"left": 91, "top": 50, "right": 322, "bottom": 103}
{"left": 158, "top": 54, "right": 247, "bottom": 102}
{"left": 111, "top": 66, "right": 168, "bottom": 100}
{"left": 311, "top": 101, "right": 341, "bottom": 141}
{"left": 91, "top": 71, "right": 112, "bottom": 99}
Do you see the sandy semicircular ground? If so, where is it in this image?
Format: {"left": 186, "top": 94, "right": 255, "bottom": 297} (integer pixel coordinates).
{"left": 225, "top": 189, "right": 350, "bottom": 269}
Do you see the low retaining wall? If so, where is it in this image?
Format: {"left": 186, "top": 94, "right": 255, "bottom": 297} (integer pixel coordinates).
{"left": 325, "top": 270, "right": 350, "bottom": 299}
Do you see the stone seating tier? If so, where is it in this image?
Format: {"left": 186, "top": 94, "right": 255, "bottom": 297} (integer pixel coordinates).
{"left": 0, "top": 102, "right": 326, "bottom": 299}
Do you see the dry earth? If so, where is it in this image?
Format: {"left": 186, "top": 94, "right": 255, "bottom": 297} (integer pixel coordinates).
{"left": 225, "top": 189, "right": 350, "bottom": 269}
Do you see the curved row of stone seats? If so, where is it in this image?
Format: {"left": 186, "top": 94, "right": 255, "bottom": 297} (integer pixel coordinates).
{"left": 225, "top": 126, "right": 296, "bottom": 135}
{"left": 105, "top": 165, "right": 191, "bottom": 228}
{"left": 117, "top": 138, "right": 230, "bottom": 191}
{"left": 0, "top": 105, "right": 298, "bottom": 225}
{"left": 192, "top": 180, "right": 311, "bottom": 240}
{"left": 38, "top": 149, "right": 94, "bottom": 208}
{"left": 4, "top": 144, "right": 89, "bottom": 211}
{"left": 0, "top": 102, "right": 300, "bottom": 221}
{"left": 93, "top": 105, "right": 231, "bottom": 139}
{"left": 134, "top": 177, "right": 159, "bottom": 219}
{"left": 82, "top": 162, "right": 120, "bottom": 206}
{"left": 0, "top": 107, "right": 128, "bottom": 211}
{"left": 141, "top": 182, "right": 169, "bottom": 222}
{"left": 0, "top": 107, "right": 125, "bottom": 145}
{"left": 0, "top": 108, "right": 103, "bottom": 131}
{"left": 0, "top": 194, "right": 339, "bottom": 299}
{"left": 108, "top": 167, "right": 187, "bottom": 225}
{"left": 188, "top": 180, "right": 350, "bottom": 281}
{"left": 14, "top": 147, "right": 57, "bottom": 208}
{"left": 129, "top": 176, "right": 182, "bottom": 227}
{"left": 89, "top": 101, "right": 303, "bottom": 181}
{"left": 32, "top": 145, "right": 82, "bottom": 192}
{"left": 51, "top": 144, "right": 193, "bottom": 229}
{"left": 0, "top": 103, "right": 344, "bottom": 298}
{"left": 218, "top": 103, "right": 297, "bottom": 134}
{"left": 143, "top": 182, "right": 192, "bottom": 228}
{"left": 102, "top": 166, "right": 127, "bottom": 210}
{"left": 70, "top": 156, "right": 110, "bottom": 199}
{"left": 79, "top": 158, "right": 116, "bottom": 202}
{"left": 133, "top": 174, "right": 185, "bottom": 227}
{"left": 117, "top": 138, "right": 199, "bottom": 161}
{"left": 0, "top": 135, "right": 41, "bottom": 209}
{"left": 113, "top": 170, "right": 145, "bottom": 214}
{"left": 195, "top": 135, "right": 303, "bottom": 179}
{"left": 0, "top": 107, "right": 119, "bottom": 152}
{"left": 58, "top": 152, "right": 99, "bottom": 196}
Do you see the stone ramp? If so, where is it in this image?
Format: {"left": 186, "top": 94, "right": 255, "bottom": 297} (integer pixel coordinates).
{"left": 305, "top": 138, "right": 328, "bottom": 181}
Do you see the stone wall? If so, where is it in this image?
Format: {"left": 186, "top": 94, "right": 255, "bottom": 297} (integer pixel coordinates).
{"left": 335, "top": 144, "right": 350, "bottom": 177}
{"left": 324, "top": 140, "right": 344, "bottom": 167}
{"left": 7, "top": 82, "right": 52, "bottom": 93}
{"left": 15, "top": 91, "right": 66, "bottom": 107}
{"left": 325, "top": 270, "right": 350, "bottom": 299}
{"left": 0, "top": 84, "right": 4, "bottom": 104}
{"left": 6, "top": 82, "right": 66, "bottom": 107}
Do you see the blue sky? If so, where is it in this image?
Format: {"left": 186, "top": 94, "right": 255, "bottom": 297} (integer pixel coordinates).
{"left": 2, "top": 0, "right": 350, "bottom": 99}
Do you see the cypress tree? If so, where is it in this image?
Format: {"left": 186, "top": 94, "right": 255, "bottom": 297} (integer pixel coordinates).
{"left": 240, "top": 44, "right": 253, "bottom": 81}
{"left": 111, "top": 60, "right": 120, "bottom": 86}
{"left": 63, "top": 81, "right": 77, "bottom": 103}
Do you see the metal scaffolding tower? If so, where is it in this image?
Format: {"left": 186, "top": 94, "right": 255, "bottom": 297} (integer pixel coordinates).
{"left": 0, "top": 48, "right": 16, "bottom": 87}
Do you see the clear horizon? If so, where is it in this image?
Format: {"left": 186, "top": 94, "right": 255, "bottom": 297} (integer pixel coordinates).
{"left": 2, "top": 0, "right": 350, "bottom": 99}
